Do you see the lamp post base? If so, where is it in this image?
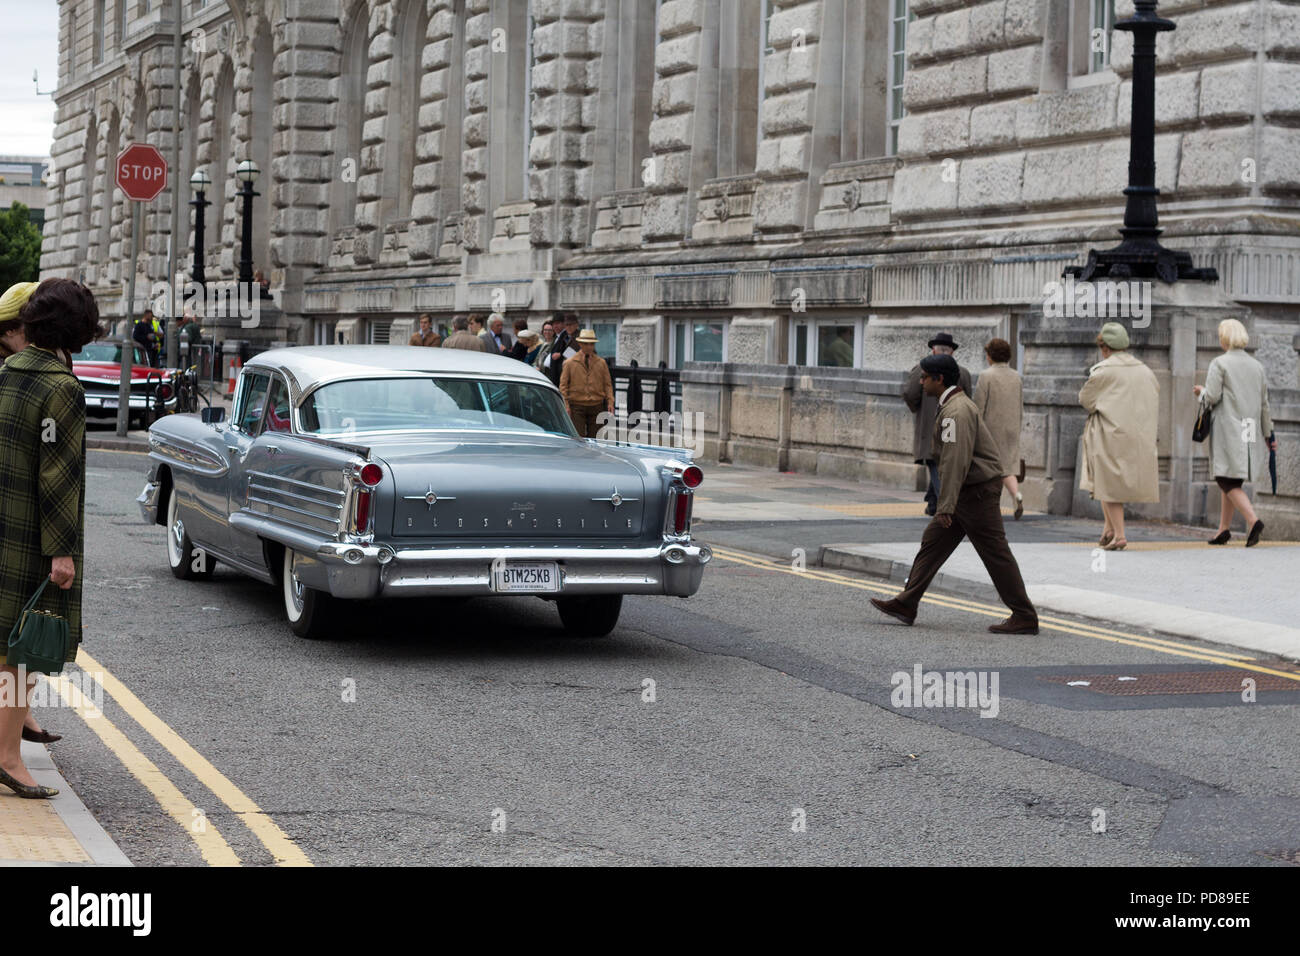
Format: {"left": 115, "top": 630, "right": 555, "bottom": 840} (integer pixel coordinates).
{"left": 1066, "top": 238, "right": 1219, "bottom": 284}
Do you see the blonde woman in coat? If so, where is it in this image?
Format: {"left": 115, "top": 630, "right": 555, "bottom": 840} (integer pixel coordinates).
{"left": 1193, "top": 318, "right": 1277, "bottom": 547}
{"left": 974, "top": 337, "right": 1025, "bottom": 519}
{"left": 1078, "top": 322, "right": 1159, "bottom": 551}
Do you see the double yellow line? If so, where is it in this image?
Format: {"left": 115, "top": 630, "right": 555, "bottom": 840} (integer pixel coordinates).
{"left": 53, "top": 649, "right": 311, "bottom": 866}
{"left": 709, "top": 545, "right": 1300, "bottom": 684}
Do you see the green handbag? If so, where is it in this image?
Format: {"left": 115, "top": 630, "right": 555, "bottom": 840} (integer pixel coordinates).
{"left": 6, "top": 579, "right": 70, "bottom": 676}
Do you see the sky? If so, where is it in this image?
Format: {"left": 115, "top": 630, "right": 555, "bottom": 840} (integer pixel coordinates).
{"left": 0, "top": 0, "right": 60, "bottom": 158}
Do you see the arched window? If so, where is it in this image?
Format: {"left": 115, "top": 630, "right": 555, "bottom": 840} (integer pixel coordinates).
{"left": 94, "top": 1, "right": 106, "bottom": 64}
{"left": 249, "top": 28, "right": 274, "bottom": 274}
{"left": 488, "top": 0, "right": 532, "bottom": 209}
{"left": 98, "top": 110, "right": 120, "bottom": 272}
{"left": 381, "top": 0, "right": 427, "bottom": 224}
{"left": 714, "top": 0, "right": 764, "bottom": 178}
{"left": 591, "top": 0, "right": 658, "bottom": 194}
{"left": 77, "top": 119, "right": 99, "bottom": 271}
{"left": 437, "top": 0, "right": 467, "bottom": 228}
{"left": 329, "top": 2, "right": 368, "bottom": 234}
{"left": 180, "top": 75, "right": 201, "bottom": 263}
{"left": 209, "top": 63, "right": 234, "bottom": 261}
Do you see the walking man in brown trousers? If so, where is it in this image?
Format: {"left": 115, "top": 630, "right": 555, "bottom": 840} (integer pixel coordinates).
{"left": 870, "top": 353, "right": 1039, "bottom": 635}
{"left": 560, "top": 329, "right": 615, "bottom": 438}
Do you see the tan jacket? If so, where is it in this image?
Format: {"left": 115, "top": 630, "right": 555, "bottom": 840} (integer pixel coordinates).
{"left": 973, "top": 362, "right": 1022, "bottom": 475}
{"left": 560, "top": 352, "right": 614, "bottom": 408}
{"left": 1202, "top": 348, "right": 1274, "bottom": 482}
{"left": 442, "top": 331, "right": 487, "bottom": 351}
{"left": 933, "top": 390, "right": 1004, "bottom": 515}
{"left": 1079, "top": 350, "right": 1159, "bottom": 503}
{"left": 409, "top": 329, "right": 441, "bottom": 347}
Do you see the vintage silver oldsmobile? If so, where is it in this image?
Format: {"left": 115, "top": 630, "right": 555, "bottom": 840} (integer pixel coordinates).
{"left": 137, "top": 346, "right": 710, "bottom": 638}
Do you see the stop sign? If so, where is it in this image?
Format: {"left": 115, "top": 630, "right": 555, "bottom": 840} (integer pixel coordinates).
{"left": 115, "top": 143, "right": 168, "bottom": 202}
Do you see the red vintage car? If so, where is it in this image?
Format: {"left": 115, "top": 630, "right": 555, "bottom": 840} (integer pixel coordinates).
{"left": 72, "top": 342, "right": 181, "bottom": 428}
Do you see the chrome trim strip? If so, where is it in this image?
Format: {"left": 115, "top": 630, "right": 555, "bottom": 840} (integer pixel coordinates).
{"left": 246, "top": 470, "right": 346, "bottom": 497}
{"left": 245, "top": 495, "right": 341, "bottom": 528}
{"left": 248, "top": 481, "right": 345, "bottom": 510}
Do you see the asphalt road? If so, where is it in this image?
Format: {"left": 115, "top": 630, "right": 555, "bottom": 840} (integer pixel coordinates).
{"left": 36, "top": 449, "right": 1300, "bottom": 865}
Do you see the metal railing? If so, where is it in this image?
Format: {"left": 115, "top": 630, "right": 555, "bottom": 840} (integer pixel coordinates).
{"left": 607, "top": 361, "right": 682, "bottom": 447}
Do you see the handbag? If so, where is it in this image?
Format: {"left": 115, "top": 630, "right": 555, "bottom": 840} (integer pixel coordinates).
{"left": 1193, "top": 397, "right": 1213, "bottom": 443}
{"left": 6, "top": 579, "right": 70, "bottom": 676}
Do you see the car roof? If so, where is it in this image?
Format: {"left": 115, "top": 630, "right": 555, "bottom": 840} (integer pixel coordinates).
{"left": 243, "top": 345, "right": 556, "bottom": 406}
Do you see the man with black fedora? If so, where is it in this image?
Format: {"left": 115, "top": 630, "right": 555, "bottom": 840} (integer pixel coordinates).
{"left": 903, "top": 331, "right": 972, "bottom": 515}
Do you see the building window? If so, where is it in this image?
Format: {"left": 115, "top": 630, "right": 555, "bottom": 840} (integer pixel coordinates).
{"left": 1069, "top": 0, "right": 1116, "bottom": 78}
{"left": 94, "top": 1, "right": 106, "bottom": 64}
{"left": 121, "top": 1, "right": 130, "bottom": 45}
{"left": 367, "top": 319, "right": 391, "bottom": 345}
{"left": 790, "top": 317, "right": 862, "bottom": 368}
{"left": 756, "top": 0, "right": 775, "bottom": 154}
{"left": 886, "top": 0, "right": 911, "bottom": 156}
{"left": 590, "top": 321, "right": 618, "bottom": 362}
{"left": 671, "top": 319, "right": 726, "bottom": 367}
{"left": 489, "top": 0, "right": 533, "bottom": 207}
{"left": 314, "top": 319, "right": 338, "bottom": 345}
{"left": 331, "top": 4, "right": 368, "bottom": 234}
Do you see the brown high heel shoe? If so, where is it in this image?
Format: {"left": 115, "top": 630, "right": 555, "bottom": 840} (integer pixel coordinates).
{"left": 1102, "top": 537, "right": 1127, "bottom": 551}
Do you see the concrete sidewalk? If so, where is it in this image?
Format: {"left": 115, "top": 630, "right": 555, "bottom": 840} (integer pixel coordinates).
{"left": 0, "top": 741, "right": 130, "bottom": 866}
{"left": 692, "top": 461, "right": 1300, "bottom": 661}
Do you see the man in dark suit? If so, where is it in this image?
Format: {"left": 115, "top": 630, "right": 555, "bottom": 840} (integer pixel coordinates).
{"left": 872, "top": 353, "right": 1038, "bottom": 635}
{"left": 547, "top": 312, "right": 580, "bottom": 386}
{"left": 902, "top": 331, "right": 972, "bottom": 516}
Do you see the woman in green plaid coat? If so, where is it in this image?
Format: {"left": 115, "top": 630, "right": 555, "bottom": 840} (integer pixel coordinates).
{"left": 0, "top": 279, "right": 100, "bottom": 797}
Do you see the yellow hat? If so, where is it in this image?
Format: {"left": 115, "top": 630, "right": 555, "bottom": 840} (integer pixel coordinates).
{"left": 0, "top": 282, "right": 39, "bottom": 323}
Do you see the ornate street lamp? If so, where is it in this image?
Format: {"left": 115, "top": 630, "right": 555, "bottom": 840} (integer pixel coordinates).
{"left": 189, "top": 167, "right": 211, "bottom": 290}
{"left": 236, "top": 159, "right": 260, "bottom": 286}
{"left": 1067, "top": 1, "right": 1217, "bottom": 283}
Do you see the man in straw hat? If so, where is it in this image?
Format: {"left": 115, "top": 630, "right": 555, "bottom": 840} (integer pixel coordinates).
{"left": 559, "top": 329, "right": 615, "bottom": 438}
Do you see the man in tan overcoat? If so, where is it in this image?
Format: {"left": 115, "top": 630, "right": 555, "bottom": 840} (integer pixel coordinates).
{"left": 973, "top": 337, "right": 1024, "bottom": 519}
{"left": 1078, "top": 322, "right": 1159, "bottom": 550}
{"left": 560, "top": 329, "right": 615, "bottom": 438}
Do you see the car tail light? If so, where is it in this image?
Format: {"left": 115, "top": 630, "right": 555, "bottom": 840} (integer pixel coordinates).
{"left": 670, "top": 490, "right": 692, "bottom": 535}
{"left": 359, "top": 463, "right": 383, "bottom": 487}
{"left": 157, "top": 383, "right": 173, "bottom": 401}
{"left": 354, "top": 489, "right": 372, "bottom": 531}
{"left": 681, "top": 465, "right": 703, "bottom": 488}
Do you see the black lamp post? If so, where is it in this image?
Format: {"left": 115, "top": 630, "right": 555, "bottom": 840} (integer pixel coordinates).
{"left": 236, "top": 159, "right": 260, "bottom": 286}
{"left": 189, "top": 167, "right": 211, "bottom": 290}
{"left": 1067, "top": 0, "right": 1217, "bottom": 283}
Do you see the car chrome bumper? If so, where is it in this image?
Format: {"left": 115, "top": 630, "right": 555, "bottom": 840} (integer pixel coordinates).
{"left": 138, "top": 479, "right": 161, "bottom": 525}
{"left": 292, "top": 542, "right": 712, "bottom": 599}
{"left": 85, "top": 393, "right": 177, "bottom": 416}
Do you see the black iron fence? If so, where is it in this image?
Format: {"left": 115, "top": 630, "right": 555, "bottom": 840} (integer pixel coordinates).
{"left": 606, "top": 360, "right": 682, "bottom": 446}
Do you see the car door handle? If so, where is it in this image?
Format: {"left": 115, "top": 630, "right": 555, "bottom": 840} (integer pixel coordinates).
{"left": 266, "top": 444, "right": 280, "bottom": 455}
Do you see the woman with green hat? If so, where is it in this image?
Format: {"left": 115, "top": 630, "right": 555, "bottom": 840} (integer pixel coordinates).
{"left": 1078, "top": 322, "right": 1159, "bottom": 551}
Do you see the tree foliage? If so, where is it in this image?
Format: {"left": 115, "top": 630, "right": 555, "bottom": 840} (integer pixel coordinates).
{"left": 0, "top": 202, "right": 43, "bottom": 288}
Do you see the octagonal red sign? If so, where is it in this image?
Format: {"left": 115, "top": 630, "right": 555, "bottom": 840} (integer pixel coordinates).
{"left": 115, "top": 143, "right": 168, "bottom": 202}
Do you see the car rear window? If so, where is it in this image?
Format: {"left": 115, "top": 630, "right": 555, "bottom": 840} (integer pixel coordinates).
{"left": 299, "top": 377, "right": 577, "bottom": 437}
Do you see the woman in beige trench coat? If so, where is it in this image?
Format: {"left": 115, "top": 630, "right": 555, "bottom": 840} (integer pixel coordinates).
{"left": 1193, "top": 318, "right": 1277, "bottom": 547}
{"left": 974, "top": 337, "right": 1024, "bottom": 519}
{"left": 1078, "top": 323, "right": 1159, "bottom": 551}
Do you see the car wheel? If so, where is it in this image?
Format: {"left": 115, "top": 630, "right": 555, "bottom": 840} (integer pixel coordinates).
{"left": 166, "top": 490, "right": 214, "bottom": 580}
{"left": 283, "top": 548, "right": 334, "bottom": 639}
{"left": 556, "top": 594, "right": 622, "bottom": 637}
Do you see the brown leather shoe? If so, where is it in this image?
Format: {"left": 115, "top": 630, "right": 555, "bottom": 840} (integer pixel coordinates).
{"left": 988, "top": 616, "right": 1039, "bottom": 635}
{"left": 870, "top": 597, "right": 916, "bottom": 626}
{"left": 22, "top": 726, "right": 62, "bottom": 744}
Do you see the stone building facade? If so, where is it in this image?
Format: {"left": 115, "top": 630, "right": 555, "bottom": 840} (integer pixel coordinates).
{"left": 40, "top": 0, "right": 1300, "bottom": 530}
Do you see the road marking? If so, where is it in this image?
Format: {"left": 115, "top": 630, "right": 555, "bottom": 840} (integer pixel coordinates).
{"left": 77, "top": 650, "right": 313, "bottom": 866}
{"left": 51, "top": 672, "right": 240, "bottom": 866}
{"left": 813, "top": 502, "right": 1035, "bottom": 518}
{"left": 86, "top": 446, "right": 148, "bottom": 456}
{"left": 708, "top": 545, "right": 1300, "bottom": 684}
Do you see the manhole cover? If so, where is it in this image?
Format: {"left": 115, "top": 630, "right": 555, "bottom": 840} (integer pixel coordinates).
{"left": 1038, "top": 669, "right": 1300, "bottom": 695}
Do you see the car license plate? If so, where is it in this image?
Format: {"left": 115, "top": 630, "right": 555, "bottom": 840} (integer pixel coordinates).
{"left": 491, "top": 561, "right": 560, "bottom": 593}
{"left": 102, "top": 398, "right": 118, "bottom": 409}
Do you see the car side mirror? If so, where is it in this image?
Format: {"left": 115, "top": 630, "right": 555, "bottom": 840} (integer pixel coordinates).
{"left": 201, "top": 407, "right": 226, "bottom": 425}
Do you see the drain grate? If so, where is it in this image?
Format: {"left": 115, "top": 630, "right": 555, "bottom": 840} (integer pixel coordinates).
{"left": 1259, "top": 849, "right": 1300, "bottom": 866}
{"left": 1038, "top": 669, "right": 1300, "bottom": 695}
